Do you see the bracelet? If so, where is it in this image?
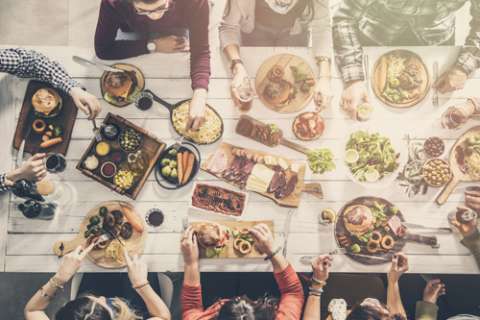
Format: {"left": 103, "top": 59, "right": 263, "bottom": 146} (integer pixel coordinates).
{"left": 39, "top": 286, "right": 53, "bottom": 299}
{"left": 230, "top": 59, "right": 243, "bottom": 73}
{"left": 309, "top": 286, "right": 324, "bottom": 295}
{"left": 311, "top": 277, "right": 327, "bottom": 287}
{"left": 133, "top": 282, "right": 150, "bottom": 290}
{"left": 49, "top": 277, "right": 65, "bottom": 290}
{"left": 264, "top": 247, "right": 282, "bottom": 261}
{"left": 315, "top": 56, "right": 331, "bottom": 65}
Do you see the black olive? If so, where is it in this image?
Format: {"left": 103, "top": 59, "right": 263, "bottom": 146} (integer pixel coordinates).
{"left": 103, "top": 213, "right": 116, "bottom": 229}
{"left": 99, "top": 207, "right": 108, "bottom": 217}
{"left": 111, "top": 210, "right": 124, "bottom": 225}
{"left": 120, "top": 222, "right": 133, "bottom": 240}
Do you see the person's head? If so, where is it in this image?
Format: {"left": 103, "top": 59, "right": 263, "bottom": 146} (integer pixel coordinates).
{"left": 217, "top": 296, "right": 279, "bottom": 320}
{"left": 346, "top": 298, "right": 406, "bottom": 320}
{"left": 55, "top": 295, "right": 141, "bottom": 320}
{"left": 124, "top": 0, "right": 171, "bottom": 20}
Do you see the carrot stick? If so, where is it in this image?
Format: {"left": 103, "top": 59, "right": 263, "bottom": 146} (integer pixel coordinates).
{"left": 177, "top": 152, "right": 184, "bottom": 184}
{"left": 183, "top": 152, "right": 195, "bottom": 184}
{"left": 40, "top": 137, "right": 63, "bottom": 148}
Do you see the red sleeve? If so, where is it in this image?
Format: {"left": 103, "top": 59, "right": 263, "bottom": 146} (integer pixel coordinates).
{"left": 94, "top": 0, "right": 149, "bottom": 60}
{"left": 181, "top": 284, "right": 205, "bottom": 320}
{"left": 274, "top": 264, "right": 305, "bottom": 320}
{"left": 187, "top": 0, "right": 211, "bottom": 90}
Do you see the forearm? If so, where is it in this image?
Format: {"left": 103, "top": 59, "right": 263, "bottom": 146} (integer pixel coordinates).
{"left": 184, "top": 263, "right": 200, "bottom": 286}
{"left": 316, "top": 59, "right": 331, "bottom": 79}
{"left": 136, "top": 285, "right": 171, "bottom": 320}
{"left": 270, "top": 253, "right": 289, "bottom": 273}
{"left": 25, "top": 276, "right": 65, "bottom": 319}
{"left": 387, "top": 279, "right": 406, "bottom": 317}
{"left": 224, "top": 44, "right": 241, "bottom": 63}
{"left": 457, "top": 3, "right": 480, "bottom": 75}
{"left": 302, "top": 295, "right": 321, "bottom": 320}
{"left": 461, "top": 230, "right": 480, "bottom": 269}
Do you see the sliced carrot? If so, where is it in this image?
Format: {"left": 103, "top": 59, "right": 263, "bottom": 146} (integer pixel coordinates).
{"left": 177, "top": 152, "right": 184, "bottom": 184}
{"left": 40, "top": 137, "right": 63, "bottom": 148}
{"left": 183, "top": 152, "right": 195, "bottom": 184}
{"left": 123, "top": 206, "right": 144, "bottom": 233}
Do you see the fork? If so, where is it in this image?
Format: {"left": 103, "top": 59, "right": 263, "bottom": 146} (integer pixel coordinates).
{"left": 92, "top": 119, "right": 102, "bottom": 142}
{"left": 432, "top": 61, "right": 439, "bottom": 107}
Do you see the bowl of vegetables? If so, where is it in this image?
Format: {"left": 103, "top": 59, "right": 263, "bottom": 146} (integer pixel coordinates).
{"left": 155, "top": 142, "right": 201, "bottom": 190}
{"left": 342, "top": 129, "right": 406, "bottom": 188}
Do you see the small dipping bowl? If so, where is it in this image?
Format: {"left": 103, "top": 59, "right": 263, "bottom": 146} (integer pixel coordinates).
{"left": 135, "top": 91, "right": 154, "bottom": 111}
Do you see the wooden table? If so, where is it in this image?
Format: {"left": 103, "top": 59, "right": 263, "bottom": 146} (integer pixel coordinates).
{"left": 1, "top": 45, "right": 479, "bottom": 274}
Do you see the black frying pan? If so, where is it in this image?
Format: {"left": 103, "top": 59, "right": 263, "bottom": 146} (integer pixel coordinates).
{"left": 141, "top": 89, "right": 224, "bottom": 145}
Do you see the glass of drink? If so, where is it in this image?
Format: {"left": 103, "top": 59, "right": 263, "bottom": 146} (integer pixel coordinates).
{"left": 45, "top": 153, "right": 67, "bottom": 173}
{"left": 441, "top": 106, "right": 470, "bottom": 130}
{"left": 232, "top": 78, "right": 254, "bottom": 112}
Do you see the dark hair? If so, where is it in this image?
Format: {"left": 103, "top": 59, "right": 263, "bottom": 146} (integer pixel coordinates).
{"left": 55, "top": 297, "right": 112, "bottom": 320}
{"left": 346, "top": 303, "right": 406, "bottom": 320}
{"left": 225, "top": 0, "right": 316, "bottom": 22}
{"left": 123, "top": 0, "right": 162, "bottom": 4}
{"left": 217, "top": 296, "right": 279, "bottom": 320}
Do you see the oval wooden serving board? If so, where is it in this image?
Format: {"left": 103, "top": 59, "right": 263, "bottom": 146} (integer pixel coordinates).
{"left": 436, "top": 126, "right": 480, "bottom": 205}
{"left": 255, "top": 54, "right": 315, "bottom": 114}
{"left": 52, "top": 201, "right": 147, "bottom": 269}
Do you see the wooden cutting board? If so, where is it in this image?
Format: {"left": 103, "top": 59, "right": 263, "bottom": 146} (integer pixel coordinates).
{"left": 13, "top": 80, "right": 77, "bottom": 155}
{"left": 191, "top": 220, "right": 274, "bottom": 259}
{"left": 52, "top": 201, "right": 147, "bottom": 269}
{"left": 436, "top": 126, "right": 480, "bottom": 205}
{"left": 255, "top": 54, "right": 315, "bottom": 114}
{"left": 202, "top": 143, "right": 321, "bottom": 208}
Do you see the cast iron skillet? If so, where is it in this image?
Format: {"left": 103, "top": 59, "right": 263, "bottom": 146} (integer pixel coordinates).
{"left": 143, "top": 89, "right": 224, "bottom": 145}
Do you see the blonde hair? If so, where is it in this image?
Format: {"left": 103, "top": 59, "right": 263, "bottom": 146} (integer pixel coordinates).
{"left": 110, "top": 297, "right": 142, "bottom": 320}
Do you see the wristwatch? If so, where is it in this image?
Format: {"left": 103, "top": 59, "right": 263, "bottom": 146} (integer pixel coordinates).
{"left": 147, "top": 41, "right": 156, "bottom": 53}
{"left": 315, "top": 56, "right": 331, "bottom": 65}
{"left": 230, "top": 59, "right": 243, "bottom": 73}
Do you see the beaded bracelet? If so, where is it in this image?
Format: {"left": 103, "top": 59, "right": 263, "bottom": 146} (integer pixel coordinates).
{"left": 49, "top": 277, "right": 64, "bottom": 290}
{"left": 309, "top": 286, "right": 324, "bottom": 296}
{"left": 133, "top": 282, "right": 150, "bottom": 290}
{"left": 311, "top": 277, "right": 327, "bottom": 287}
{"left": 264, "top": 247, "right": 282, "bottom": 261}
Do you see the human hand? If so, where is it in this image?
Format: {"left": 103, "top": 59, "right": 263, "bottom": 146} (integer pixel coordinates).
{"left": 69, "top": 87, "right": 101, "bottom": 120}
{"left": 55, "top": 243, "right": 94, "bottom": 284}
{"left": 123, "top": 249, "right": 149, "bottom": 288}
{"left": 187, "top": 89, "right": 207, "bottom": 131}
{"left": 314, "top": 77, "right": 333, "bottom": 112}
{"left": 388, "top": 253, "right": 409, "bottom": 283}
{"left": 181, "top": 226, "right": 199, "bottom": 266}
{"left": 449, "top": 214, "right": 478, "bottom": 238}
{"left": 249, "top": 223, "right": 274, "bottom": 256}
{"left": 340, "top": 80, "right": 369, "bottom": 119}
{"left": 152, "top": 36, "right": 189, "bottom": 53}
{"left": 7, "top": 153, "right": 47, "bottom": 184}
{"left": 434, "top": 67, "right": 468, "bottom": 94}
{"left": 466, "top": 194, "right": 480, "bottom": 213}
{"left": 423, "top": 279, "right": 446, "bottom": 304}
{"left": 311, "top": 255, "right": 332, "bottom": 284}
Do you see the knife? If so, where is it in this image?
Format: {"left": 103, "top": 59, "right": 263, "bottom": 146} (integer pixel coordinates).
{"left": 72, "top": 55, "right": 125, "bottom": 73}
{"left": 300, "top": 251, "right": 392, "bottom": 265}
{"left": 104, "top": 227, "right": 126, "bottom": 247}
{"left": 16, "top": 139, "right": 25, "bottom": 168}
{"left": 282, "top": 209, "right": 294, "bottom": 257}
{"left": 403, "top": 222, "right": 452, "bottom": 233}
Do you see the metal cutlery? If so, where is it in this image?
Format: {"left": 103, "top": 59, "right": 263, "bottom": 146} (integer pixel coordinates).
{"left": 92, "top": 119, "right": 102, "bottom": 142}
{"left": 432, "top": 61, "right": 439, "bottom": 107}
{"left": 282, "top": 209, "right": 294, "bottom": 257}
{"left": 16, "top": 139, "right": 26, "bottom": 168}
{"left": 72, "top": 55, "right": 125, "bottom": 73}
{"left": 403, "top": 222, "right": 452, "bottom": 233}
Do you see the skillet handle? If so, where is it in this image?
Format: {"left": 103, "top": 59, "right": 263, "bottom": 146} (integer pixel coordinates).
{"left": 144, "top": 89, "right": 174, "bottom": 112}
{"left": 404, "top": 232, "right": 439, "bottom": 248}
{"left": 435, "top": 176, "right": 460, "bottom": 206}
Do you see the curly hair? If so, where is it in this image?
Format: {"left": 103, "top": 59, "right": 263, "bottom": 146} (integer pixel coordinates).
{"left": 217, "top": 295, "right": 279, "bottom": 320}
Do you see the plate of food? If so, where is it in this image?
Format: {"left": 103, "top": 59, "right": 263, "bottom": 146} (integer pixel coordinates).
{"left": 202, "top": 142, "right": 320, "bottom": 208}
{"left": 100, "top": 63, "right": 145, "bottom": 107}
{"left": 335, "top": 197, "right": 438, "bottom": 265}
{"left": 155, "top": 142, "right": 201, "bottom": 189}
{"left": 53, "top": 201, "right": 146, "bottom": 269}
{"left": 142, "top": 90, "right": 223, "bottom": 145}
{"left": 292, "top": 112, "right": 325, "bottom": 141}
{"left": 437, "top": 126, "right": 480, "bottom": 205}
{"left": 13, "top": 81, "right": 78, "bottom": 155}
{"left": 190, "top": 220, "right": 273, "bottom": 259}
{"left": 256, "top": 54, "right": 315, "bottom": 113}
{"left": 190, "top": 182, "right": 248, "bottom": 218}
{"left": 77, "top": 113, "right": 166, "bottom": 199}
{"left": 343, "top": 129, "right": 405, "bottom": 188}
{"left": 372, "top": 49, "right": 430, "bottom": 108}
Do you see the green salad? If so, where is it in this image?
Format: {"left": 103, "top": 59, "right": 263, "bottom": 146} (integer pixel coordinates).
{"left": 307, "top": 148, "right": 336, "bottom": 174}
{"left": 345, "top": 131, "right": 400, "bottom": 182}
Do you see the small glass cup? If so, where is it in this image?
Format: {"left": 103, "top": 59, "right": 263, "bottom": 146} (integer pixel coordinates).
{"left": 232, "top": 78, "right": 254, "bottom": 112}
{"left": 45, "top": 153, "right": 67, "bottom": 173}
{"left": 145, "top": 208, "right": 165, "bottom": 227}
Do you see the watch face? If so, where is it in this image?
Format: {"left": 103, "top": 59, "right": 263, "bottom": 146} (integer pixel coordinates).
{"left": 147, "top": 42, "right": 156, "bottom": 52}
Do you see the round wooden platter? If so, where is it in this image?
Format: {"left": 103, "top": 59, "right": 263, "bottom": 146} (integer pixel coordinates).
{"left": 100, "top": 63, "right": 145, "bottom": 108}
{"left": 436, "top": 126, "right": 480, "bottom": 205}
{"left": 334, "top": 197, "right": 406, "bottom": 265}
{"left": 372, "top": 49, "right": 430, "bottom": 109}
{"left": 255, "top": 54, "right": 315, "bottom": 114}
{"left": 52, "top": 201, "right": 147, "bottom": 269}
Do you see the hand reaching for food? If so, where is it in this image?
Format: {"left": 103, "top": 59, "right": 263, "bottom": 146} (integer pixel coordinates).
{"left": 441, "top": 100, "right": 476, "bottom": 130}
{"left": 69, "top": 87, "right": 101, "bottom": 120}
{"left": 55, "top": 243, "right": 95, "bottom": 284}
{"left": 187, "top": 88, "right": 207, "bottom": 131}
{"left": 422, "top": 279, "right": 446, "bottom": 304}
{"left": 181, "top": 226, "right": 199, "bottom": 266}
{"left": 449, "top": 215, "right": 478, "bottom": 238}
{"left": 6, "top": 153, "right": 47, "bottom": 185}
{"left": 152, "top": 35, "right": 189, "bottom": 53}
{"left": 231, "top": 64, "right": 254, "bottom": 106}
{"left": 340, "top": 80, "right": 370, "bottom": 120}
{"left": 314, "top": 77, "right": 333, "bottom": 112}
{"left": 388, "top": 253, "right": 409, "bottom": 283}
{"left": 311, "top": 255, "right": 332, "bottom": 283}
{"left": 123, "top": 249, "right": 149, "bottom": 288}
{"left": 249, "top": 223, "right": 274, "bottom": 256}
{"left": 434, "top": 67, "right": 468, "bottom": 94}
